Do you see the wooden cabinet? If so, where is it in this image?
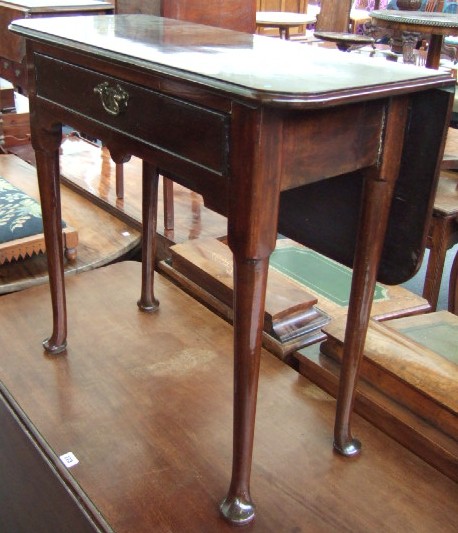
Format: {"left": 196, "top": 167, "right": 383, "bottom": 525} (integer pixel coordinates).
{"left": 115, "top": 0, "right": 256, "bottom": 32}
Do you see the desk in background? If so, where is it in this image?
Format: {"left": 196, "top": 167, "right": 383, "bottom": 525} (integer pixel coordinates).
{"left": 10, "top": 14, "right": 454, "bottom": 525}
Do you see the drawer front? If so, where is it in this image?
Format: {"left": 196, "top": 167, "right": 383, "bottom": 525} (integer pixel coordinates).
{"left": 34, "top": 53, "right": 229, "bottom": 174}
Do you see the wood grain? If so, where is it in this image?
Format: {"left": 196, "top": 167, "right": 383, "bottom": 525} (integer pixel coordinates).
{"left": 1, "top": 261, "right": 457, "bottom": 531}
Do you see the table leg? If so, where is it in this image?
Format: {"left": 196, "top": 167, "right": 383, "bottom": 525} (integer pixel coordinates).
{"left": 219, "top": 256, "right": 269, "bottom": 525}
{"left": 333, "top": 96, "right": 409, "bottom": 456}
{"left": 426, "top": 34, "right": 444, "bottom": 70}
{"left": 423, "top": 215, "right": 453, "bottom": 310}
{"left": 220, "top": 105, "right": 282, "bottom": 525}
{"left": 33, "top": 121, "right": 67, "bottom": 354}
{"left": 138, "top": 160, "right": 160, "bottom": 312}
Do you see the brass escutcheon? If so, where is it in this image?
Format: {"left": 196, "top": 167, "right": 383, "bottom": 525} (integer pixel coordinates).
{"left": 93, "top": 81, "right": 129, "bottom": 116}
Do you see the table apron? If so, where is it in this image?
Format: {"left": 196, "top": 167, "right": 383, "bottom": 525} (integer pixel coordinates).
{"left": 32, "top": 51, "right": 411, "bottom": 205}
{"left": 280, "top": 99, "right": 385, "bottom": 190}
{"left": 34, "top": 52, "right": 230, "bottom": 178}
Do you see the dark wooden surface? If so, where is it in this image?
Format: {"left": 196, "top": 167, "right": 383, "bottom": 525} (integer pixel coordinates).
{"left": 1, "top": 261, "right": 457, "bottom": 532}
{"left": 0, "top": 393, "right": 105, "bottom": 533}
{"left": 279, "top": 88, "right": 453, "bottom": 286}
{"left": 10, "top": 13, "right": 454, "bottom": 523}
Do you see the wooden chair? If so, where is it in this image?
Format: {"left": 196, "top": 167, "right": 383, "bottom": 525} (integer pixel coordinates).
{"left": 424, "top": 0, "right": 439, "bottom": 10}
{"left": 315, "top": 0, "right": 353, "bottom": 33}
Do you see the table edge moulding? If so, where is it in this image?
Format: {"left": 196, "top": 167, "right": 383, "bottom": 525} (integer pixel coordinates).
{"left": 9, "top": 13, "right": 455, "bottom": 526}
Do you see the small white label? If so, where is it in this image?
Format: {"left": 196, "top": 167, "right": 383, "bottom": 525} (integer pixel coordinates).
{"left": 121, "top": 231, "right": 131, "bottom": 237}
{"left": 59, "top": 452, "right": 79, "bottom": 468}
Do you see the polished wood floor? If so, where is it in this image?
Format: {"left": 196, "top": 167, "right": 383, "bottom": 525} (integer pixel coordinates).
{"left": 1, "top": 262, "right": 457, "bottom": 532}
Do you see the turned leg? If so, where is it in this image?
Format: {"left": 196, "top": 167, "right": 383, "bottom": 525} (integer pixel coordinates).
{"left": 34, "top": 126, "right": 67, "bottom": 354}
{"left": 333, "top": 96, "right": 409, "bottom": 456}
{"left": 138, "top": 160, "right": 160, "bottom": 312}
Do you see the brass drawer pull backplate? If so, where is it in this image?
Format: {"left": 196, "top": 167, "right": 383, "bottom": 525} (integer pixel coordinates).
{"left": 94, "top": 81, "right": 129, "bottom": 116}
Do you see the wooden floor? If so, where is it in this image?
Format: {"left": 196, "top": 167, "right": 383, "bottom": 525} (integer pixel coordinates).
{"left": 1, "top": 262, "right": 457, "bottom": 532}
{"left": 2, "top": 128, "right": 457, "bottom": 529}
{"left": 0, "top": 154, "right": 141, "bottom": 294}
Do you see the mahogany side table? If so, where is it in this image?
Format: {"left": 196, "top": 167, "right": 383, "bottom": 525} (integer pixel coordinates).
{"left": 10, "top": 14, "right": 454, "bottom": 525}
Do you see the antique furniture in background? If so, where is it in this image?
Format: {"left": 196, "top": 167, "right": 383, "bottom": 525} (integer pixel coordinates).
{"left": 315, "top": 0, "right": 353, "bottom": 32}
{"left": 0, "top": 0, "right": 114, "bottom": 91}
{"left": 371, "top": 9, "right": 458, "bottom": 67}
{"left": 424, "top": 171, "right": 458, "bottom": 309}
{"left": 255, "top": 0, "right": 316, "bottom": 39}
{"left": 10, "top": 13, "right": 454, "bottom": 525}
{"left": 256, "top": 10, "right": 316, "bottom": 39}
{"left": 0, "top": 175, "right": 78, "bottom": 264}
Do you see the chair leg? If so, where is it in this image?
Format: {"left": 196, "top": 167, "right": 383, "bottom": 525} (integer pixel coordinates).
{"left": 449, "top": 246, "right": 458, "bottom": 314}
{"left": 163, "top": 176, "right": 174, "bottom": 231}
{"left": 423, "top": 215, "right": 454, "bottom": 310}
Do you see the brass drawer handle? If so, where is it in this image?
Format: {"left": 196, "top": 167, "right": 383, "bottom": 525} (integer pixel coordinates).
{"left": 94, "top": 82, "right": 129, "bottom": 116}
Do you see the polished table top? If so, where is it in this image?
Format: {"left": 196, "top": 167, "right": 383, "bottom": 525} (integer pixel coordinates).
{"left": 10, "top": 14, "right": 452, "bottom": 103}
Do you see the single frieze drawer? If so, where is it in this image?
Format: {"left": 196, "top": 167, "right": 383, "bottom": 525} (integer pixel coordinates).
{"left": 34, "top": 53, "right": 229, "bottom": 174}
